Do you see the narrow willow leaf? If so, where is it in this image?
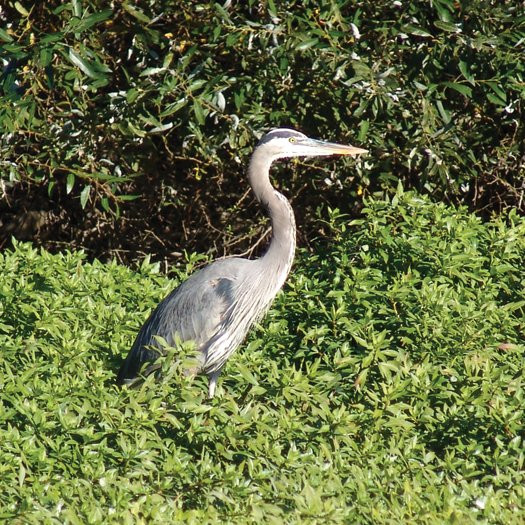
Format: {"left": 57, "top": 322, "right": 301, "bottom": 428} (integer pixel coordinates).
{"left": 436, "top": 100, "right": 451, "bottom": 124}
{"left": 18, "top": 463, "right": 26, "bottom": 488}
{"left": 216, "top": 92, "right": 226, "bottom": 112}
{"left": 39, "top": 48, "right": 53, "bottom": 68}
{"left": 150, "top": 122, "right": 173, "bottom": 133}
{"left": 75, "top": 9, "right": 113, "bottom": 32}
{"left": 487, "top": 93, "right": 506, "bottom": 106}
{"left": 118, "top": 195, "right": 139, "bottom": 201}
{"left": 0, "top": 28, "right": 14, "bottom": 42}
{"left": 66, "top": 173, "right": 75, "bottom": 194}
{"left": 458, "top": 60, "right": 475, "bottom": 85}
{"left": 402, "top": 24, "right": 432, "bottom": 37}
{"left": 193, "top": 100, "right": 205, "bottom": 125}
{"left": 80, "top": 185, "right": 91, "bottom": 208}
{"left": 487, "top": 82, "right": 507, "bottom": 103}
{"left": 267, "top": 0, "right": 277, "bottom": 16}
{"left": 40, "top": 32, "right": 64, "bottom": 44}
{"left": 68, "top": 49, "right": 98, "bottom": 78}
{"left": 295, "top": 38, "right": 319, "bottom": 51}
{"left": 358, "top": 120, "right": 369, "bottom": 142}
{"left": 139, "top": 67, "right": 166, "bottom": 77}
{"left": 161, "top": 99, "right": 187, "bottom": 117}
{"left": 122, "top": 3, "right": 151, "bottom": 23}
{"left": 14, "top": 2, "right": 29, "bottom": 16}
{"left": 443, "top": 82, "right": 472, "bottom": 98}
{"left": 187, "top": 80, "right": 207, "bottom": 92}
{"left": 434, "top": 20, "right": 461, "bottom": 33}
{"left": 72, "top": 0, "right": 82, "bottom": 17}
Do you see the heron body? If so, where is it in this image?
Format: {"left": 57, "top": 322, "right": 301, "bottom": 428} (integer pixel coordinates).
{"left": 116, "top": 129, "right": 366, "bottom": 397}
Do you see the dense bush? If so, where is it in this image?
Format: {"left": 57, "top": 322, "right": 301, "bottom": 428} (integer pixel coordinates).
{"left": 1, "top": 192, "right": 524, "bottom": 522}
{"left": 1, "top": 1, "right": 524, "bottom": 263}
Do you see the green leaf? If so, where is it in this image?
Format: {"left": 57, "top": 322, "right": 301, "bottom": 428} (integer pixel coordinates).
{"left": 487, "top": 82, "right": 507, "bottom": 104}
{"left": 126, "top": 89, "right": 140, "bottom": 104}
{"left": 118, "top": 194, "right": 139, "bottom": 201}
{"left": 295, "top": 38, "right": 319, "bottom": 51}
{"left": 161, "top": 99, "right": 188, "bottom": 117}
{"left": 267, "top": 0, "right": 277, "bottom": 16}
{"left": 74, "top": 9, "right": 113, "bottom": 32}
{"left": 434, "top": 20, "right": 461, "bottom": 33}
{"left": 402, "top": 24, "right": 433, "bottom": 37}
{"left": 0, "top": 28, "right": 14, "bottom": 42}
{"left": 40, "top": 32, "right": 64, "bottom": 44}
{"left": 80, "top": 185, "right": 91, "bottom": 208}
{"left": 193, "top": 100, "right": 205, "bottom": 125}
{"left": 68, "top": 48, "right": 99, "bottom": 78}
{"left": 187, "top": 80, "right": 207, "bottom": 93}
{"left": 39, "top": 48, "right": 53, "bottom": 68}
{"left": 66, "top": 173, "right": 75, "bottom": 194}
{"left": 149, "top": 122, "right": 173, "bottom": 133}
{"left": 14, "top": 2, "right": 29, "bottom": 16}
{"left": 358, "top": 120, "right": 369, "bottom": 142}
{"left": 122, "top": 3, "right": 151, "bottom": 23}
{"left": 72, "top": 0, "right": 82, "bottom": 18}
{"left": 126, "top": 121, "right": 147, "bottom": 137}
{"left": 139, "top": 67, "right": 166, "bottom": 77}
{"left": 487, "top": 93, "right": 506, "bottom": 106}
{"left": 458, "top": 60, "right": 475, "bottom": 85}
{"left": 436, "top": 100, "right": 451, "bottom": 124}
{"left": 443, "top": 82, "right": 472, "bottom": 98}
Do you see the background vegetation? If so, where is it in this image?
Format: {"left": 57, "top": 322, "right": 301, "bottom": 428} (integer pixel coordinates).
{"left": 1, "top": 191, "right": 524, "bottom": 522}
{"left": 1, "top": 1, "right": 524, "bottom": 522}
{"left": 1, "top": 0, "right": 524, "bottom": 265}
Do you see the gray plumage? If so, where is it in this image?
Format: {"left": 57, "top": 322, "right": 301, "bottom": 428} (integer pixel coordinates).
{"left": 116, "top": 128, "right": 366, "bottom": 397}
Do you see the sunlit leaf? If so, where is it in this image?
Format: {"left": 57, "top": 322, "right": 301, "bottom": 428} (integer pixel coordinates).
{"left": 68, "top": 48, "right": 99, "bottom": 78}
{"left": 14, "top": 2, "right": 29, "bottom": 16}
{"left": 74, "top": 9, "right": 113, "bottom": 33}
{"left": 193, "top": 100, "right": 205, "bottom": 125}
{"left": 66, "top": 173, "right": 75, "bottom": 194}
{"left": 122, "top": 3, "right": 151, "bottom": 23}
{"left": 0, "top": 28, "right": 14, "bottom": 42}
{"left": 443, "top": 82, "right": 472, "bottom": 98}
{"left": 79, "top": 184, "right": 91, "bottom": 208}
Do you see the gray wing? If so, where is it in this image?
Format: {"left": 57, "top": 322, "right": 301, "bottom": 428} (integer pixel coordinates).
{"left": 116, "top": 257, "right": 252, "bottom": 384}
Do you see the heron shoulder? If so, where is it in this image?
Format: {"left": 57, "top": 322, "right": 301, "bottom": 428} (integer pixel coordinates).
{"left": 161, "top": 256, "right": 255, "bottom": 314}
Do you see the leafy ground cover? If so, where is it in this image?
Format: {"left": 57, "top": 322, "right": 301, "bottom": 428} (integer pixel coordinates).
{"left": 1, "top": 190, "right": 524, "bottom": 523}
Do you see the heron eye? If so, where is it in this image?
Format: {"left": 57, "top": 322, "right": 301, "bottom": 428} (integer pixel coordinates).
{"left": 289, "top": 137, "right": 297, "bottom": 143}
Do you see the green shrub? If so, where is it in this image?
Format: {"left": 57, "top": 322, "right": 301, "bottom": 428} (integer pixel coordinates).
{"left": 1, "top": 1, "right": 524, "bottom": 260}
{"left": 1, "top": 191, "right": 524, "bottom": 523}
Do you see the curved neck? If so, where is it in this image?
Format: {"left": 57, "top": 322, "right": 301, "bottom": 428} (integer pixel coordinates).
{"left": 248, "top": 149, "right": 296, "bottom": 272}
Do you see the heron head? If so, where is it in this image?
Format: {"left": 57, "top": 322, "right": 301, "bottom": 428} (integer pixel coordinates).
{"left": 256, "top": 128, "right": 367, "bottom": 160}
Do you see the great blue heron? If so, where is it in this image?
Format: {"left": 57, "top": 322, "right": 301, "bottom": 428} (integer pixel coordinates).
{"left": 117, "top": 129, "right": 367, "bottom": 397}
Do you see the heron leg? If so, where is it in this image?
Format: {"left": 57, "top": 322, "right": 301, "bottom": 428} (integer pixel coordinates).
{"left": 208, "top": 371, "right": 221, "bottom": 398}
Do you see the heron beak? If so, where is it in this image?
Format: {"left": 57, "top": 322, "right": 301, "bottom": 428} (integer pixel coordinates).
{"left": 308, "top": 139, "right": 368, "bottom": 156}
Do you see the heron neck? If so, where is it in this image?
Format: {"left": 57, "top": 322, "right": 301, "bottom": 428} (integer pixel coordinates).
{"left": 248, "top": 150, "right": 296, "bottom": 273}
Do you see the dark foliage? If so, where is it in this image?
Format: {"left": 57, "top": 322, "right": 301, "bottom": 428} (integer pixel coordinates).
{"left": 1, "top": 0, "right": 524, "bottom": 266}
